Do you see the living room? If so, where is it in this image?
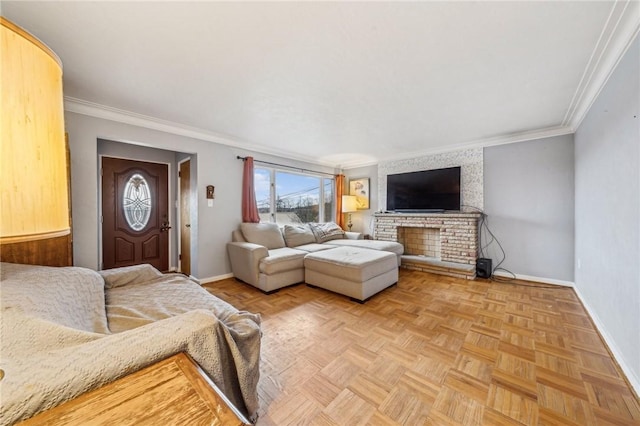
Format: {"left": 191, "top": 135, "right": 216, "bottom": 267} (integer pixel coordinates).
{"left": 1, "top": 1, "right": 638, "bottom": 425}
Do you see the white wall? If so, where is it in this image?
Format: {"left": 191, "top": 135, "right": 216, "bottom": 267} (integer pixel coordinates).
{"left": 574, "top": 35, "right": 639, "bottom": 391}
{"left": 65, "top": 112, "right": 334, "bottom": 280}
{"left": 483, "top": 135, "right": 575, "bottom": 283}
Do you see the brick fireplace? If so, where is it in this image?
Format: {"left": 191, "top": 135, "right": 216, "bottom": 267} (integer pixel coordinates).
{"left": 374, "top": 212, "right": 482, "bottom": 279}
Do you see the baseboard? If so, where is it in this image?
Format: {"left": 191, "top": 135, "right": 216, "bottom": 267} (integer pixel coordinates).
{"left": 572, "top": 286, "right": 640, "bottom": 397}
{"left": 492, "top": 270, "right": 574, "bottom": 287}
{"left": 199, "top": 273, "right": 235, "bottom": 285}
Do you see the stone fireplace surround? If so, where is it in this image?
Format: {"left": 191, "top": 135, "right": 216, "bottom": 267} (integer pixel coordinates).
{"left": 374, "top": 212, "right": 482, "bottom": 279}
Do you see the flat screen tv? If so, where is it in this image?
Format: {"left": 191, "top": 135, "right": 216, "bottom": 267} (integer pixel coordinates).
{"left": 386, "top": 166, "right": 461, "bottom": 212}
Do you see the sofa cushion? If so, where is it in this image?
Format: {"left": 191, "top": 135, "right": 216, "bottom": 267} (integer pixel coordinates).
{"left": 308, "top": 222, "right": 345, "bottom": 243}
{"left": 323, "top": 239, "right": 404, "bottom": 256}
{"left": 0, "top": 262, "right": 110, "bottom": 334}
{"left": 259, "top": 248, "right": 306, "bottom": 275}
{"left": 283, "top": 224, "right": 316, "bottom": 247}
{"left": 240, "top": 222, "right": 286, "bottom": 249}
{"left": 232, "top": 229, "right": 246, "bottom": 242}
{"left": 292, "top": 243, "right": 335, "bottom": 253}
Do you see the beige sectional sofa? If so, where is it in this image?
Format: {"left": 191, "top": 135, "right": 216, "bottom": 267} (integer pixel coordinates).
{"left": 227, "top": 222, "right": 404, "bottom": 297}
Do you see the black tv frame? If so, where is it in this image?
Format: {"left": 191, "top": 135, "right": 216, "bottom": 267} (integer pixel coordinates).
{"left": 386, "top": 166, "right": 461, "bottom": 212}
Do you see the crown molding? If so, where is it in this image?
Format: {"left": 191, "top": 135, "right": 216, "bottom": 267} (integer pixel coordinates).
{"left": 563, "top": 0, "right": 640, "bottom": 130}
{"left": 371, "top": 125, "right": 575, "bottom": 167}
{"left": 336, "top": 158, "right": 381, "bottom": 170}
{"left": 63, "top": 97, "right": 338, "bottom": 168}
{"left": 64, "top": 97, "right": 242, "bottom": 147}
{"left": 66, "top": 96, "right": 575, "bottom": 171}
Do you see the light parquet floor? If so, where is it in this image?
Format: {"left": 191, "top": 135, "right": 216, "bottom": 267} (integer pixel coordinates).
{"left": 204, "top": 269, "right": 640, "bottom": 426}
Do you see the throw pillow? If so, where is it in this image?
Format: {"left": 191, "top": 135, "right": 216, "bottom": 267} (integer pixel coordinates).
{"left": 240, "top": 222, "right": 286, "bottom": 249}
{"left": 308, "top": 222, "right": 345, "bottom": 243}
{"left": 282, "top": 224, "right": 316, "bottom": 247}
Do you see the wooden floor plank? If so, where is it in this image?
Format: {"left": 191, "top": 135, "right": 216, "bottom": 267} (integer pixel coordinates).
{"left": 204, "top": 269, "right": 640, "bottom": 425}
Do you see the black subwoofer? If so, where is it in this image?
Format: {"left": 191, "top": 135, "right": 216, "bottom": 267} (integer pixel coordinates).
{"left": 476, "top": 258, "right": 492, "bottom": 279}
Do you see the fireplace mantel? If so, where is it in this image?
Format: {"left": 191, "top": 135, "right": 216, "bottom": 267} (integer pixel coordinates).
{"left": 374, "top": 211, "right": 482, "bottom": 219}
{"left": 374, "top": 212, "right": 482, "bottom": 279}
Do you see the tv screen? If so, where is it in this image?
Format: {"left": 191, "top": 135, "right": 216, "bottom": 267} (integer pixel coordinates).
{"left": 386, "top": 166, "right": 461, "bottom": 212}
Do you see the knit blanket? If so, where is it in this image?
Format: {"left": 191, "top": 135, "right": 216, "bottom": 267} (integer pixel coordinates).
{"left": 0, "top": 263, "right": 261, "bottom": 425}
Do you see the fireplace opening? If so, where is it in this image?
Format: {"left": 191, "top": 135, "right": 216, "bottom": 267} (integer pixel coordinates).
{"left": 397, "top": 227, "right": 441, "bottom": 260}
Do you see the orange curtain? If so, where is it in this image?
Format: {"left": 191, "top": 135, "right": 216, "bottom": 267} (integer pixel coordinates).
{"left": 242, "top": 157, "right": 260, "bottom": 223}
{"left": 335, "top": 174, "right": 345, "bottom": 229}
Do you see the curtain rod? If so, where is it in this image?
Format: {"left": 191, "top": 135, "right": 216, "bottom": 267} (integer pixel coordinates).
{"left": 236, "top": 156, "right": 336, "bottom": 177}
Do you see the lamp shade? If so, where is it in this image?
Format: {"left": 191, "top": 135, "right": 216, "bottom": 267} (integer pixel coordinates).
{"left": 341, "top": 195, "right": 358, "bottom": 213}
{"left": 1, "top": 18, "right": 70, "bottom": 243}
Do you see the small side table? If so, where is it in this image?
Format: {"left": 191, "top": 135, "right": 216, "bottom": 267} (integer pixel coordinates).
{"left": 17, "top": 353, "right": 251, "bottom": 426}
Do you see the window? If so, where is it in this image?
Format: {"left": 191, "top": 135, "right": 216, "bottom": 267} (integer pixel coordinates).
{"left": 255, "top": 167, "right": 335, "bottom": 224}
{"left": 123, "top": 173, "right": 151, "bottom": 231}
{"left": 255, "top": 168, "right": 271, "bottom": 222}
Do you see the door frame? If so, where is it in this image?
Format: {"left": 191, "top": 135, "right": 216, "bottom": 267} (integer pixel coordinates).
{"left": 98, "top": 154, "right": 174, "bottom": 271}
{"left": 178, "top": 157, "right": 192, "bottom": 277}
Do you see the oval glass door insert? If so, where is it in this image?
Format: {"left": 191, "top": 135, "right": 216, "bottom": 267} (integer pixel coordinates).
{"left": 123, "top": 173, "right": 151, "bottom": 231}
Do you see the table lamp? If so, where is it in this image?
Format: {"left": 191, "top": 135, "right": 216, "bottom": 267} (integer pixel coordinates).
{"left": 341, "top": 195, "right": 358, "bottom": 231}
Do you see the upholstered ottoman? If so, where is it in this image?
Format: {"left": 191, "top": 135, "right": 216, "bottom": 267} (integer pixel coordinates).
{"left": 304, "top": 246, "right": 398, "bottom": 302}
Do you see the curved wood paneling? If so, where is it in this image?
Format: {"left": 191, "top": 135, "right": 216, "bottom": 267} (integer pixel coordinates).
{"left": 0, "top": 18, "right": 72, "bottom": 266}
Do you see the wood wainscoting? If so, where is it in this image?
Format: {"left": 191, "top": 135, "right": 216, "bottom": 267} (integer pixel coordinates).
{"left": 0, "top": 234, "right": 72, "bottom": 267}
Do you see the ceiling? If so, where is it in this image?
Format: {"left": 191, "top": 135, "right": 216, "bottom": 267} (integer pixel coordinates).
{"left": 2, "top": 1, "right": 638, "bottom": 168}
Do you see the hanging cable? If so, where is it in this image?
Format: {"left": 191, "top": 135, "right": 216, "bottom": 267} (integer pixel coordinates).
{"left": 463, "top": 204, "right": 516, "bottom": 283}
